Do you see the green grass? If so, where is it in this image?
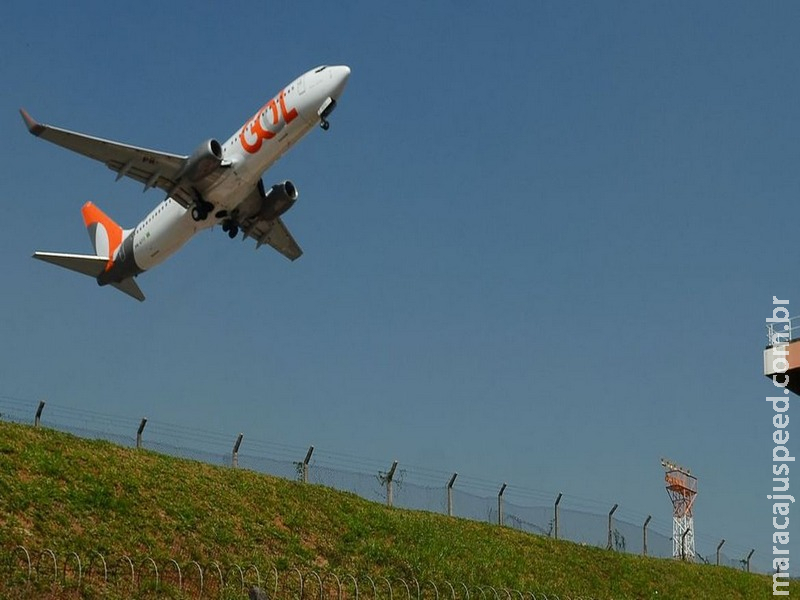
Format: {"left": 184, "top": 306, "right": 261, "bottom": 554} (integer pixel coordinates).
{"left": 0, "top": 421, "right": 794, "bottom": 599}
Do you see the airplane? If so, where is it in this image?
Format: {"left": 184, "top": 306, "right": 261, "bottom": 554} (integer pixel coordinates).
{"left": 21, "top": 64, "right": 351, "bottom": 301}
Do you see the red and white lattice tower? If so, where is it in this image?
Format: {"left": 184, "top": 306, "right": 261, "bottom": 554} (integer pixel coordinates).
{"left": 661, "top": 458, "right": 697, "bottom": 560}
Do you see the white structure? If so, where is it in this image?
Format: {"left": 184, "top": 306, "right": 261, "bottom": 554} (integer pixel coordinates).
{"left": 660, "top": 458, "right": 697, "bottom": 560}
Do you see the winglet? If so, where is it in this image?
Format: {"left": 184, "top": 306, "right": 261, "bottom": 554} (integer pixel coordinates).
{"left": 19, "top": 108, "right": 45, "bottom": 136}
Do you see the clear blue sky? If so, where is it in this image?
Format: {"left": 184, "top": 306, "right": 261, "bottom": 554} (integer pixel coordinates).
{"left": 1, "top": 0, "right": 798, "bottom": 572}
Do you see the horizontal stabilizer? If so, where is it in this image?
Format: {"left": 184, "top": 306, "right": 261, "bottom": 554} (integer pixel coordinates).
{"left": 111, "top": 278, "right": 145, "bottom": 302}
{"left": 33, "top": 252, "right": 145, "bottom": 301}
{"left": 33, "top": 252, "right": 108, "bottom": 277}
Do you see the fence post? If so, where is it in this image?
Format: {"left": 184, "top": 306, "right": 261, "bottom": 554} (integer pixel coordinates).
{"left": 385, "top": 461, "right": 398, "bottom": 507}
{"left": 554, "top": 492, "right": 563, "bottom": 539}
{"left": 746, "top": 549, "right": 754, "bottom": 572}
{"left": 447, "top": 473, "right": 458, "bottom": 516}
{"left": 606, "top": 504, "right": 619, "bottom": 550}
{"left": 680, "top": 528, "right": 691, "bottom": 560}
{"left": 498, "top": 483, "right": 507, "bottom": 526}
{"left": 34, "top": 401, "right": 46, "bottom": 427}
{"left": 303, "top": 446, "right": 314, "bottom": 483}
{"left": 642, "top": 515, "right": 652, "bottom": 556}
{"left": 716, "top": 539, "right": 725, "bottom": 566}
{"left": 232, "top": 433, "right": 243, "bottom": 468}
{"left": 136, "top": 418, "right": 148, "bottom": 449}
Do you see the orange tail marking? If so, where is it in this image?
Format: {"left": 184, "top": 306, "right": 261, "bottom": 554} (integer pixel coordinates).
{"left": 81, "top": 202, "right": 123, "bottom": 271}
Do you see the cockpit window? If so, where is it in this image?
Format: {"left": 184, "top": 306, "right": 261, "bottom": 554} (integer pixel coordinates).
{"left": 314, "top": 66, "right": 328, "bottom": 73}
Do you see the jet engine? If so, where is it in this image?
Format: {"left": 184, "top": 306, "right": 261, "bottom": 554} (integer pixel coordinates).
{"left": 179, "top": 139, "right": 223, "bottom": 182}
{"left": 259, "top": 180, "right": 299, "bottom": 220}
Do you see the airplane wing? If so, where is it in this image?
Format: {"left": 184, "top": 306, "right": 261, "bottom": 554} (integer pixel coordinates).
{"left": 20, "top": 109, "right": 197, "bottom": 207}
{"left": 242, "top": 217, "right": 303, "bottom": 260}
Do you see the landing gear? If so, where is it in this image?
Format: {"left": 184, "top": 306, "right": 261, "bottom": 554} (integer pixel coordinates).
{"left": 318, "top": 97, "right": 336, "bottom": 131}
{"left": 221, "top": 219, "right": 239, "bottom": 239}
{"left": 191, "top": 200, "right": 213, "bottom": 222}
{"left": 191, "top": 191, "right": 214, "bottom": 222}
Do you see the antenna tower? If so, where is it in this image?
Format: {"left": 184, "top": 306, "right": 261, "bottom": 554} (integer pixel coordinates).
{"left": 660, "top": 458, "right": 697, "bottom": 560}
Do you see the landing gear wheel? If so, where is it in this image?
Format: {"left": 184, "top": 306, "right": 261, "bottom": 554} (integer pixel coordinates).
{"left": 320, "top": 120, "right": 330, "bottom": 131}
{"left": 222, "top": 219, "right": 239, "bottom": 238}
{"left": 191, "top": 195, "right": 213, "bottom": 222}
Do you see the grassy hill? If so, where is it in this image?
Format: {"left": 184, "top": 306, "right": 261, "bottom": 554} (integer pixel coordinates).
{"left": 0, "top": 421, "right": 792, "bottom": 599}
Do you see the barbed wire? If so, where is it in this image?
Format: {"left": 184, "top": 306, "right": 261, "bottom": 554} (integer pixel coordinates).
{"left": 1, "top": 546, "right": 604, "bottom": 600}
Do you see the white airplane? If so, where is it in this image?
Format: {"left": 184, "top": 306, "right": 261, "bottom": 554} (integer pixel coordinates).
{"left": 21, "top": 64, "right": 351, "bottom": 301}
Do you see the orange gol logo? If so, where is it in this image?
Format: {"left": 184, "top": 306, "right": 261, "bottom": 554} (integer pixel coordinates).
{"left": 239, "top": 89, "right": 299, "bottom": 154}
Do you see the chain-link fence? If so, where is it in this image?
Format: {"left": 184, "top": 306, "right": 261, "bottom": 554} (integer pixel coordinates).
{"left": 0, "top": 395, "right": 760, "bottom": 573}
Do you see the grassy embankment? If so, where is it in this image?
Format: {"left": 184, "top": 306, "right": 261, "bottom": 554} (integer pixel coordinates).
{"left": 0, "top": 421, "right": 792, "bottom": 599}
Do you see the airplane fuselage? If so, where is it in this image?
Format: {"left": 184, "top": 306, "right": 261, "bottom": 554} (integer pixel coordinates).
{"left": 208, "top": 65, "right": 347, "bottom": 210}
{"left": 101, "top": 65, "right": 350, "bottom": 285}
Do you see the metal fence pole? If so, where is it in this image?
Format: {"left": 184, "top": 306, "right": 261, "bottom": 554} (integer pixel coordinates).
{"left": 554, "top": 493, "right": 563, "bottom": 539}
{"left": 232, "top": 433, "right": 243, "bottom": 468}
{"left": 34, "top": 401, "right": 46, "bottom": 427}
{"left": 303, "top": 446, "right": 314, "bottom": 483}
{"left": 385, "top": 461, "right": 398, "bottom": 507}
{"left": 607, "top": 504, "right": 619, "bottom": 550}
{"left": 447, "top": 473, "right": 458, "bottom": 517}
{"left": 136, "top": 418, "right": 148, "bottom": 449}
{"left": 716, "top": 539, "right": 725, "bottom": 566}
{"left": 642, "top": 515, "right": 652, "bottom": 556}
{"left": 746, "top": 549, "right": 755, "bottom": 572}
{"left": 498, "top": 483, "right": 507, "bottom": 526}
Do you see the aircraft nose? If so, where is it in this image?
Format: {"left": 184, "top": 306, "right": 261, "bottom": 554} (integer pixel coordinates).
{"left": 331, "top": 65, "right": 351, "bottom": 98}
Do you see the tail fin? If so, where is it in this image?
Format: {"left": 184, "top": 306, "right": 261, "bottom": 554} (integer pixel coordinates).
{"left": 33, "top": 203, "right": 145, "bottom": 301}
{"left": 81, "top": 202, "right": 123, "bottom": 265}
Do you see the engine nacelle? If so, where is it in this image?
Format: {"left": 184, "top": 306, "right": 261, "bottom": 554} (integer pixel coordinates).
{"left": 179, "top": 139, "right": 223, "bottom": 182}
{"left": 259, "top": 180, "right": 299, "bottom": 220}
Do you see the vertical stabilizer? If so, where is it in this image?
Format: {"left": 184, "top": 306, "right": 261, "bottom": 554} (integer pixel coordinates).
{"left": 81, "top": 202, "right": 123, "bottom": 267}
